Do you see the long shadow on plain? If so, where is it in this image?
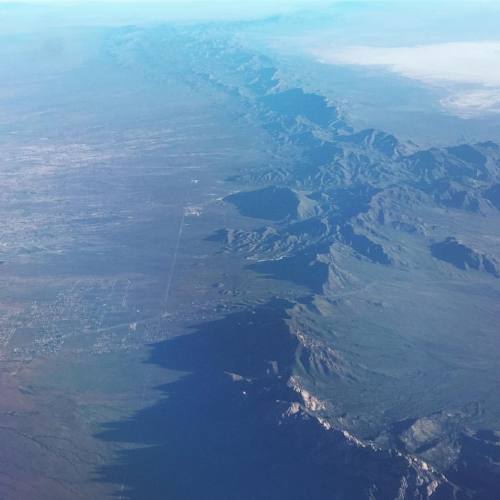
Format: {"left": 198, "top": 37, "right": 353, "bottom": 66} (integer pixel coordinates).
{"left": 95, "top": 299, "right": 452, "bottom": 500}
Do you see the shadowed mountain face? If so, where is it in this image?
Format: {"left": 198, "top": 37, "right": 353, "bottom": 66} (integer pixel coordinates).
{"left": 431, "top": 238, "right": 499, "bottom": 277}
{"left": 260, "top": 89, "right": 341, "bottom": 127}
{"left": 225, "top": 187, "right": 300, "bottom": 220}
{"left": 249, "top": 247, "right": 330, "bottom": 293}
{"left": 484, "top": 183, "right": 500, "bottom": 209}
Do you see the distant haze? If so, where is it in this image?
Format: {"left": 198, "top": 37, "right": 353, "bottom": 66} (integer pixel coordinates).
{"left": 0, "top": 1, "right": 331, "bottom": 28}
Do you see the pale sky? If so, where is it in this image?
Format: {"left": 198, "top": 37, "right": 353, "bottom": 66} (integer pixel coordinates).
{"left": 0, "top": 1, "right": 335, "bottom": 27}
{"left": 0, "top": 0, "right": 334, "bottom": 32}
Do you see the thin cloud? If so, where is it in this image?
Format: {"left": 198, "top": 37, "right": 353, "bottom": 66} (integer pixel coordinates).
{"left": 312, "top": 41, "right": 500, "bottom": 117}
